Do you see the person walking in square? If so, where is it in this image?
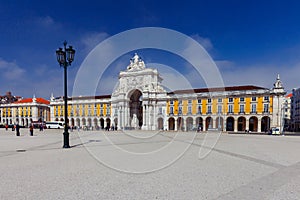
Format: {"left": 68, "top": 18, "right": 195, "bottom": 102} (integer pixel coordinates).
{"left": 16, "top": 124, "right": 20, "bottom": 136}
{"left": 29, "top": 124, "right": 34, "bottom": 136}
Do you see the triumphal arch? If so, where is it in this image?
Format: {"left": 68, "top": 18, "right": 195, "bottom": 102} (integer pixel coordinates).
{"left": 111, "top": 53, "right": 167, "bottom": 130}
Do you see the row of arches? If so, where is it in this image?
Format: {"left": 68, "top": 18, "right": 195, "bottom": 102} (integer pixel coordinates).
{"left": 54, "top": 117, "right": 118, "bottom": 129}
{"left": 2, "top": 118, "right": 33, "bottom": 127}
{"left": 161, "top": 116, "right": 271, "bottom": 132}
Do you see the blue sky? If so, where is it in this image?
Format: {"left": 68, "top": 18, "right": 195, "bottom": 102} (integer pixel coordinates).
{"left": 0, "top": 0, "right": 300, "bottom": 98}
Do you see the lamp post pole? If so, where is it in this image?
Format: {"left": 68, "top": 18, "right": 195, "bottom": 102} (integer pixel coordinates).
{"left": 56, "top": 41, "right": 75, "bottom": 148}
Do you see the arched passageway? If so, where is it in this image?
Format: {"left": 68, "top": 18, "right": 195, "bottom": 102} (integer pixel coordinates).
{"left": 157, "top": 118, "right": 163, "bottom": 130}
{"left": 249, "top": 116, "right": 258, "bottom": 132}
{"left": 226, "top": 117, "right": 234, "bottom": 131}
{"left": 238, "top": 117, "right": 246, "bottom": 131}
{"left": 261, "top": 116, "right": 270, "bottom": 133}
{"left": 168, "top": 117, "right": 175, "bottom": 130}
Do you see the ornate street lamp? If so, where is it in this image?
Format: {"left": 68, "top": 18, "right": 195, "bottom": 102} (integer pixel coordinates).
{"left": 56, "top": 41, "right": 75, "bottom": 148}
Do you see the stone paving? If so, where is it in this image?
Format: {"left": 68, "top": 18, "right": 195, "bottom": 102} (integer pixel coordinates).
{"left": 0, "top": 128, "right": 299, "bottom": 200}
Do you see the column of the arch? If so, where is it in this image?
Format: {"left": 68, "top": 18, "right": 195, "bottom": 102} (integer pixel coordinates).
{"left": 150, "top": 104, "right": 154, "bottom": 130}
{"left": 164, "top": 117, "right": 168, "bottom": 131}
{"left": 118, "top": 107, "right": 122, "bottom": 128}
{"left": 234, "top": 118, "right": 238, "bottom": 132}
{"left": 246, "top": 118, "right": 249, "bottom": 131}
{"left": 142, "top": 104, "right": 146, "bottom": 130}
{"left": 124, "top": 105, "right": 127, "bottom": 127}
{"left": 104, "top": 118, "right": 108, "bottom": 129}
{"left": 142, "top": 104, "right": 146, "bottom": 129}
{"left": 258, "top": 118, "right": 262, "bottom": 132}
{"left": 174, "top": 118, "right": 178, "bottom": 131}
{"left": 148, "top": 105, "right": 152, "bottom": 130}
{"left": 122, "top": 106, "right": 126, "bottom": 129}
{"left": 153, "top": 102, "right": 157, "bottom": 130}
{"left": 127, "top": 104, "right": 130, "bottom": 127}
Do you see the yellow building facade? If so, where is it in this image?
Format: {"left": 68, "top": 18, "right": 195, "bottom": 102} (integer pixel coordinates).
{"left": 0, "top": 97, "right": 50, "bottom": 126}
{"left": 49, "top": 55, "right": 286, "bottom": 133}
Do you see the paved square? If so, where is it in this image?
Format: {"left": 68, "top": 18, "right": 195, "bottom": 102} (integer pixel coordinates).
{"left": 0, "top": 129, "right": 299, "bottom": 200}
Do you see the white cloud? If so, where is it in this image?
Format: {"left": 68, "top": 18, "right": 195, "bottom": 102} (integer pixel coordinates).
{"left": 219, "top": 62, "right": 300, "bottom": 92}
{"left": 80, "top": 31, "right": 110, "bottom": 54}
{"left": 0, "top": 58, "right": 25, "bottom": 79}
{"left": 215, "top": 60, "right": 235, "bottom": 70}
{"left": 190, "top": 34, "right": 213, "bottom": 50}
{"left": 35, "top": 16, "right": 55, "bottom": 27}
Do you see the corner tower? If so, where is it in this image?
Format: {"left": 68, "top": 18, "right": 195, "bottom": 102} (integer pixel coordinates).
{"left": 271, "top": 74, "right": 287, "bottom": 129}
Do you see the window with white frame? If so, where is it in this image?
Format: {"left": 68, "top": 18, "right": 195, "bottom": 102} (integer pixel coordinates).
{"left": 228, "top": 97, "right": 233, "bottom": 103}
{"left": 94, "top": 104, "right": 97, "bottom": 114}
{"left": 188, "top": 106, "right": 192, "bottom": 114}
{"left": 240, "top": 104, "right": 244, "bottom": 113}
{"left": 107, "top": 105, "right": 110, "bottom": 115}
{"left": 198, "top": 105, "right": 202, "bottom": 114}
{"left": 264, "top": 96, "right": 269, "bottom": 101}
{"left": 170, "top": 106, "right": 174, "bottom": 114}
{"left": 251, "top": 104, "right": 257, "bottom": 113}
{"left": 178, "top": 106, "right": 182, "bottom": 114}
{"left": 228, "top": 104, "right": 233, "bottom": 113}
{"left": 159, "top": 107, "right": 162, "bottom": 115}
{"left": 263, "top": 104, "right": 269, "bottom": 112}
{"left": 218, "top": 105, "right": 222, "bottom": 113}
{"left": 207, "top": 105, "right": 212, "bottom": 114}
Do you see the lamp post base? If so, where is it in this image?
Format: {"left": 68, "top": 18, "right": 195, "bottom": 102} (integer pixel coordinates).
{"left": 63, "top": 132, "right": 70, "bottom": 148}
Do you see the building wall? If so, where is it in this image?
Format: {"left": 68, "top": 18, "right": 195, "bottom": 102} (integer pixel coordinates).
{"left": 0, "top": 103, "right": 50, "bottom": 126}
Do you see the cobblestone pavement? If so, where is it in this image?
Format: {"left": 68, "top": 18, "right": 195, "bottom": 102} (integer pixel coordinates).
{"left": 0, "top": 129, "right": 299, "bottom": 200}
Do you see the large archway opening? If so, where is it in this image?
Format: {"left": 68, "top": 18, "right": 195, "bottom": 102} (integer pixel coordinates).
{"left": 206, "top": 117, "right": 213, "bottom": 131}
{"left": 261, "top": 116, "right": 270, "bottom": 133}
{"left": 226, "top": 117, "right": 234, "bottom": 131}
{"left": 129, "top": 89, "right": 143, "bottom": 129}
{"left": 100, "top": 118, "right": 104, "bottom": 129}
{"left": 168, "top": 117, "right": 175, "bottom": 130}
{"left": 186, "top": 117, "right": 193, "bottom": 131}
{"left": 196, "top": 117, "right": 203, "bottom": 131}
{"left": 249, "top": 116, "right": 258, "bottom": 132}
{"left": 157, "top": 117, "right": 163, "bottom": 130}
{"left": 238, "top": 117, "right": 246, "bottom": 131}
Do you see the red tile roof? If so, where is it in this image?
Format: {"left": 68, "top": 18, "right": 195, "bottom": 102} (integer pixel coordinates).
{"left": 13, "top": 98, "right": 50, "bottom": 105}
{"left": 286, "top": 93, "right": 293, "bottom": 98}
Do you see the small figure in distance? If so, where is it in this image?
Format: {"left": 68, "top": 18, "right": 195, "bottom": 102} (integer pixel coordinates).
{"left": 29, "top": 124, "right": 34, "bottom": 136}
{"left": 16, "top": 123, "right": 20, "bottom": 136}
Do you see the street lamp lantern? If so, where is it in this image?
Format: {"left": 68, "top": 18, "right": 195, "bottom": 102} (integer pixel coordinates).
{"left": 56, "top": 48, "right": 65, "bottom": 65}
{"left": 56, "top": 41, "right": 75, "bottom": 148}
{"left": 66, "top": 46, "right": 75, "bottom": 62}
